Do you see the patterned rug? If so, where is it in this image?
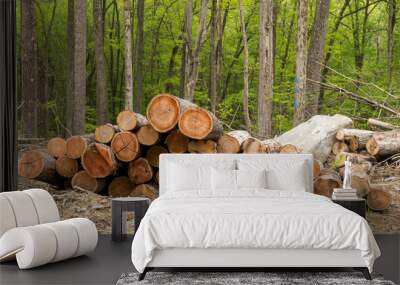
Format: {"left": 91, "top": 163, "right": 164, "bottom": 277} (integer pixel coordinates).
{"left": 116, "top": 271, "right": 396, "bottom": 285}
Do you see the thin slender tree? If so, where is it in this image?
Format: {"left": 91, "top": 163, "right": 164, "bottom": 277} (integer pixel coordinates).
{"left": 180, "top": 0, "right": 192, "bottom": 98}
{"left": 93, "top": 0, "right": 108, "bottom": 124}
{"left": 258, "top": 0, "right": 274, "bottom": 138}
{"left": 65, "top": 0, "right": 74, "bottom": 134}
{"left": 183, "top": 0, "right": 210, "bottom": 101}
{"left": 135, "top": 0, "right": 145, "bottom": 112}
{"left": 238, "top": 0, "right": 251, "bottom": 132}
{"left": 209, "top": 0, "right": 219, "bottom": 113}
{"left": 123, "top": 0, "right": 134, "bottom": 111}
{"left": 72, "top": 0, "right": 87, "bottom": 135}
{"left": 21, "top": 0, "right": 38, "bottom": 138}
{"left": 293, "top": 0, "right": 308, "bottom": 126}
{"left": 387, "top": 0, "right": 396, "bottom": 94}
{"left": 306, "top": 0, "right": 330, "bottom": 117}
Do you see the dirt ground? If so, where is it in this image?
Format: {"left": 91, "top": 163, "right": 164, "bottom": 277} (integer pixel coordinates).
{"left": 17, "top": 177, "right": 400, "bottom": 234}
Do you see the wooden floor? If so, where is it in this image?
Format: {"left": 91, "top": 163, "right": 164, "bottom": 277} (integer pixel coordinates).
{"left": 0, "top": 234, "right": 398, "bottom": 285}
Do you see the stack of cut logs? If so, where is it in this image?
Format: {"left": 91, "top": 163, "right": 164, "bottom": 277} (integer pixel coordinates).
{"left": 314, "top": 118, "right": 399, "bottom": 211}
{"left": 18, "top": 94, "right": 398, "bottom": 211}
{"left": 18, "top": 94, "right": 298, "bottom": 201}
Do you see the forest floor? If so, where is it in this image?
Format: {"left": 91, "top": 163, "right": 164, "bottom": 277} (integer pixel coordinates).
{"left": 17, "top": 177, "right": 400, "bottom": 234}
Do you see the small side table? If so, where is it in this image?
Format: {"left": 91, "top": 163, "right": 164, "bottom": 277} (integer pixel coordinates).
{"left": 112, "top": 197, "right": 150, "bottom": 242}
{"left": 332, "top": 198, "right": 366, "bottom": 218}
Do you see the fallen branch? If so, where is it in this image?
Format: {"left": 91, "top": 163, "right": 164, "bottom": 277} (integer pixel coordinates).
{"left": 309, "top": 79, "right": 400, "bottom": 117}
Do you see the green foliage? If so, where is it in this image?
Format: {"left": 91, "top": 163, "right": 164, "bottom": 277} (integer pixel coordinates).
{"left": 16, "top": 0, "right": 400, "bottom": 137}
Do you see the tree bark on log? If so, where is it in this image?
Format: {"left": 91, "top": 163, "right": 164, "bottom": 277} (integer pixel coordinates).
{"left": 165, "top": 129, "right": 189, "bottom": 153}
{"left": 81, "top": 143, "right": 118, "bottom": 178}
{"left": 313, "top": 159, "right": 323, "bottom": 178}
{"left": 108, "top": 176, "right": 134, "bottom": 197}
{"left": 128, "top": 158, "right": 153, "bottom": 184}
{"left": 313, "top": 169, "right": 342, "bottom": 198}
{"left": 179, "top": 107, "right": 224, "bottom": 140}
{"left": 242, "top": 137, "right": 267, "bottom": 153}
{"left": 18, "top": 150, "right": 57, "bottom": 184}
{"left": 332, "top": 141, "right": 349, "bottom": 155}
{"left": 55, "top": 156, "right": 79, "bottom": 178}
{"left": 137, "top": 125, "right": 160, "bottom": 146}
{"left": 367, "top": 118, "right": 399, "bottom": 131}
{"left": 367, "top": 188, "right": 392, "bottom": 211}
{"left": 71, "top": 170, "right": 107, "bottom": 193}
{"left": 146, "top": 145, "right": 168, "bottom": 167}
{"left": 348, "top": 168, "right": 370, "bottom": 197}
{"left": 146, "top": 94, "right": 195, "bottom": 132}
{"left": 262, "top": 139, "right": 282, "bottom": 153}
{"left": 130, "top": 183, "right": 158, "bottom": 200}
{"left": 154, "top": 171, "right": 159, "bottom": 184}
{"left": 336, "top": 128, "right": 373, "bottom": 149}
{"left": 47, "top": 137, "right": 67, "bottom": 158}
{"left": 366, "top": 130, "right": 400, "bottom": 156}
{"left": 276, "top": 114, "right": 353, "bottom": 163}
{"left": 280, "top": 144, "right": 300, "bottom": 154}
{"left": 217, "top": 130, "right": 251, "bottom": 153}
{"left": 95, "top": 124, "right": 119, "bottom": 143}
{"left": 334, "top": 152, "right": 376, "bottom": 168}
{"left": 66, "top": 135, "right": 95, "bottom": 159}
{"left": 111, "top": 131, "right": 140, "bottom": 162}
{"left": 116, "top": 110, "right": 148, "bottom": 131}
{"left": 188, "top": 140, "right": 217, "bottom": 153}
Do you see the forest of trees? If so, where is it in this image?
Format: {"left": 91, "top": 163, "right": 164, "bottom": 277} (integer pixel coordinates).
{"left": 17, "top": 0, "right": 399, "bottom": 140}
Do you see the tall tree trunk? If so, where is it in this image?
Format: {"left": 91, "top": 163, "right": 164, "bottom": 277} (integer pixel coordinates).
{"left": 165, "top": 44, "right": 179, "bottom": 93}
{"left": 93, "top": 0, "right": 108, "bottom": 125}
{"left": 215, "top": 0, "right": 231, "bottom": 104}
{"left": 209, "top": 0, "right": 218, "bottom": 113}
{"left": 293, "top": 0, "right": 308, "bottom": 126}
{"left": 278, "top": 8, "right": 295, "bottom": 84}
{"left": 350, "top": 0, "right": 370, "bottom": 83}
{"left": 305, "top": 0, "right": 330, "bottom": 117}
{"left": 123, "top": 0, "right": 133, "bottom": 111}
{"left": 180, "top": 0, "right": 193, "bottom": 98}
{"left": 257, "top": 0, "right": 274, "bottom": 138}
{"left": 239, "top": 0, "right": 251, "bottom": 132}
{"left": 72, "top": 0, "right": 87, "bottom": 135}
{"left": 319, "top": 0, "right": 350, "bottom": 108}
{"left": 37, "top": 0, "right": 57, "bottom": 138}
{"left": 183, "top": 0, "right": 209, "bottom": 101}
{"left": 65, "top": 0, "right": 74, "bottom": 135}
{"left": 21, "top": 0, "right": 38, "bottom": 138}
{"left": 135, "top": 0, "right": 144, "bottom": 112}
{"left": 387, "top": 0, "right": 396, "bottom": 94}
{"left": 182, "top": 0, "right": 193, "bottom": 100}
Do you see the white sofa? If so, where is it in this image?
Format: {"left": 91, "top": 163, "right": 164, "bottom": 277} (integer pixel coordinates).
{"left": 0, "top": 189, "right": 98, "bottom": 269}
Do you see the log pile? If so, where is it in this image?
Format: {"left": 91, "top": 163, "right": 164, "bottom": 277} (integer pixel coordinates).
{"left": 312, "top": 118, "right": 399, "bottom": 211}
{"left": 18, "top": 94, "right": 295, "bottom": 201}
{"left": 18, "top": 94, "right": 398, "bottom": 212}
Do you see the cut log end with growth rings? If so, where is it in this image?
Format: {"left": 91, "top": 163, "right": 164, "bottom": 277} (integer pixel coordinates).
{"left": 146, "top": 94, "right": 181, "bottom": 133}
{"left": 111, "top": 132, "right": 140, "bottom": 162}
{"left": 81, "top": 143, "right": 118, "bottom": 178}
{"left": 71, "top": 170, "right": 107, "bottom": 193}
{"left": 47, "top": 137, "right": 67, "bottom": 158}
{"left": 179, "top": 107, "right": 223, "bottom": 140}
